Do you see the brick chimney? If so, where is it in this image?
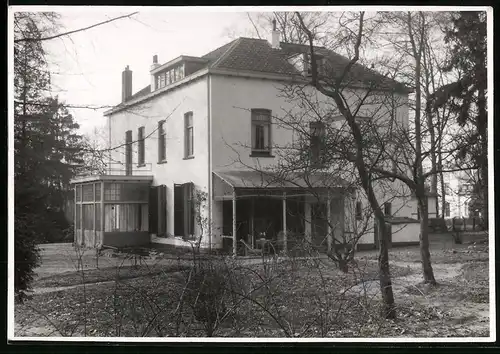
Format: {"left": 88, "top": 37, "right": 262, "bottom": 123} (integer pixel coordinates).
{"left": 271, "top": 19, "right": 280, "bottom": 49}
{"left": 150, "top": 55, "right": 160, "bottom": 91}
{"left": 122, "top": 66, "right": 132, "bottom": 102}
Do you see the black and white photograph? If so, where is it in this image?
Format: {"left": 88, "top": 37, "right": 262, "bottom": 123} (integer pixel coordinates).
{"left": 8, "top": 6, "right": 494, "bottom": 342}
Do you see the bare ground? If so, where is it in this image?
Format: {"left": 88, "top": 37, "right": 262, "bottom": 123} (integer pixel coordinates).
{"left": 14, "top": 235, "right": 490, "bottom": 338}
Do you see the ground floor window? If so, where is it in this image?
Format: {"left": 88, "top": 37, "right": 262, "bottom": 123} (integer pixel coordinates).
{"left": 104, "top": 203, "right": 148, "bottom": 232}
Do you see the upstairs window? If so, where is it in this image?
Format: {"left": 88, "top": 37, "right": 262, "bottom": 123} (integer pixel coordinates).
{"left": 158, "top": 120, "right": 166, "bottom": 162}
{"left": 384, "top": 202, "right": 392, "bottom": 217}
{"left": 445, "top": 201, "right": 450, "bottom": 217}
{"left": 125, "top": 130, "right": 132, "bottom": 176}
{"left": 184, "top": 112, "right": 194, "bottom": 158}
{"left": 174, "top": 182, "right": 195, "bottom": 240}
{"left": 305, "top": 54, "right": 325, "bottom": 77}
{"left": 251, "top": 109, "right": 272, "bottom": 156}
{"left": 310, "top": 121, "right": 326, "bottom": 167}
{"left": 355, "top": 201, "right": 362, "bottom": 220}
{"left": 138, "top": 126, "right": 145, "bottom": 166}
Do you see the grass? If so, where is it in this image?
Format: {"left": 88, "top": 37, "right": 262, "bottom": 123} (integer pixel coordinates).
{"left": 34, "top": 262, "right": 189, "bottom": 288}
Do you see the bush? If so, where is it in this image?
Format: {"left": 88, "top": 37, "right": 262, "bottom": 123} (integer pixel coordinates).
{"left": 38, "top": 209, "right": 72, "bottom": 243}
{"left": 183, "top": 258, "right": 240, "bottom": 336}
{"left": 15, "top": 215, "right": 41, "bottom": 302}
{"left": 429, "top": 218, "right": 448, "bottom": 233}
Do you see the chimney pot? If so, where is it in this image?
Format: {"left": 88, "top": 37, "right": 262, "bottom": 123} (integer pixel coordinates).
{"left": 153, "top": 55, "right": 158, "bottom": 64}
{"left": 271, "top": 22, "right": 280, "bottom": 49}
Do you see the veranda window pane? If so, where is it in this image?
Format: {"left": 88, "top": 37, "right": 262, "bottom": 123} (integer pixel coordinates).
{"left": 82, "top": 204, "right": 94, "bottom": 230}
{"left": 95, "top": 203, "right": 101, "bottom": 231}
{"left": 121, "top": 184, "right": 149, "bottom": 201}
{"left": 76, "top": 185, "right": 81, "bottom": 202}
{"left": 76, "top": 204, "right": 81, "bottom": 229}
{"left": 104, "top": 183, "right": 121, "bottom": 201}
{"left": 95, "top": 183, "right": 101, "bottom": 201}
{"left": 104, "top": 203, "right": 147, "bottom": 232}
{"left": 82, "top": 184, "right": 94, "bottom": 202}
{"left": 104, "top": 204, "right": 119, "bottom": 232}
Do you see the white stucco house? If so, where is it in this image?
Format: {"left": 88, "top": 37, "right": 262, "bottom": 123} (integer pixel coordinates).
{"left": 70, "top": 29, "right": 427, "bottom": 255}
{"left": 441, "top": 171, "right": 479, "bottom": 219}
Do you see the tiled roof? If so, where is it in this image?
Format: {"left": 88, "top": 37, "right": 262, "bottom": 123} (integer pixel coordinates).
{"left": 280, "top": 42, "right": 407, "bottom": 91}
{"left": 129, "top": 85, "right": 151, "bottom": 101}
{"left": 122, "top": 37, "right": 408, "bottom": 108}
{"left": 202, "top": 39, "right": 238, "bottom": 62}
{"left": 208, "top": 38, "right": 300, "bottom": 75}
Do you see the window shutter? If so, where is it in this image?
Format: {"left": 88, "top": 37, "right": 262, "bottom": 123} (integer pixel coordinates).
{"left": 183, "top": 182, "right": 194, "bottom": 238}
{"left": 174, "top": 184, "right": 184, "bottom": 236}
{"left": 158, "top": 185, "right": 167, "bottom": 235}
{"left": 149, "top": 186, "right": 158, "bottom": 234}
{"left": 125, "top": 130, "right": 132, "bottom": 175}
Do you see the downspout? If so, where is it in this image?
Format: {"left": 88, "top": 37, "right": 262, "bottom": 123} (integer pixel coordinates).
{"left": 207, "top": 74, "right": 212, "bottom": 252}
{"left": 108, "top": 115, "right": 112, "bottom": 174}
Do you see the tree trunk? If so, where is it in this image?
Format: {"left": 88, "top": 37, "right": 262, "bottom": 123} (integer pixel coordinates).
{"left": 423, "top": 39, "right": 439, "bottom": 217}
{"left": 477, "top": 87, "right": 488, "bottom": 228}
{"left": 376, "top": 218, "right": 396, "bottom": 319}
{"left": 439, "top": 161, "right": 446, "bottom": 219}
{"left": 418, "top": 195, "right": 436, "bottom": 284}
{"left": 408, "top": 12, "right": 437, "bottom": 284}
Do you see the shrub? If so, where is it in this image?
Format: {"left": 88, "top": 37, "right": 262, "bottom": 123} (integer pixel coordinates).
{"left": 15, "top": 215, "right": 41, "bottom": 303}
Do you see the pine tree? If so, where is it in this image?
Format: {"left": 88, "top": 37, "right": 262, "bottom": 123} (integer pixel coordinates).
{"left": 14, "top": 12, "right": 85, "bottom": 300}
{"left": 430, "top": 11, "right": 488, "bottom": 226}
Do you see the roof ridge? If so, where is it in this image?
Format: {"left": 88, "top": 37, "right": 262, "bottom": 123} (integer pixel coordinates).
{"left": 238, "top": 36, "right": 268, "bottom": 41}
{"left": 209, "top": 37, "right": 243, "bottom": 69}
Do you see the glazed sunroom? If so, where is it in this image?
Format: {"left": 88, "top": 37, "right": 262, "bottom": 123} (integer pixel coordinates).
{"left": 70, "top": 164, "right": 154, "bottom": 249}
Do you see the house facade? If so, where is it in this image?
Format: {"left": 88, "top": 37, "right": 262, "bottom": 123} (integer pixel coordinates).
{"left": 71, "top": 30, "right": 424, "bottom": 254}
{"left": 441, "top": 171, "right": 481, "bottom": 219}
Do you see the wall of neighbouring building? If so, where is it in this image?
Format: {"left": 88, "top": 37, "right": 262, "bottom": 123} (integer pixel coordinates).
{"left": 391, "top": 222, "right": 420, "bottom": 245}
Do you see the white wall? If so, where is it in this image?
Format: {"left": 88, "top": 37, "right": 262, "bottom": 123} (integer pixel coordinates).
{"left": 107, "top": 76, "right": 210, "bottom": 239}
{"left": 210, "top": 75, "right": 294, "bottom": 171}
{"left": 210, "top": 75, "right": 409, "bottom": 174}
{"left": 106, "top": 72, "right": 414, "bottom": 248}
{"left": 210, "top": 74, "right": 412, "bottom": 248}
{"left": 392, "top": 222, "right": 420, "bottom": 243}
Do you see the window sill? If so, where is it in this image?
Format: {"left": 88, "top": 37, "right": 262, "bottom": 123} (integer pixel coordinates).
{"left": 250, "top": 152, "right": 274, "bottom": 158}
{"left": 183, "top": 156, "right": 195, "bottom": 160}
{"left": 137, "top": 163, "right": 146, "bottom": 168}
{"left": 157, "top": 160, "right": 167, "bottom": 165}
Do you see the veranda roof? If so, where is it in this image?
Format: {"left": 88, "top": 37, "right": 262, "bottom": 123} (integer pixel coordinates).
{"left": 214, "top": 170, "right": 349, "bottom": 190}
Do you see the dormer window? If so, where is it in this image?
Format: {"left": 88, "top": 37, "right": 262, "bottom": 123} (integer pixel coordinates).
{"left": 155, "top": 64, "right": 185, "bottom": 90}
{"left": 305, "top": 54, "right": 325, "bottom": 77}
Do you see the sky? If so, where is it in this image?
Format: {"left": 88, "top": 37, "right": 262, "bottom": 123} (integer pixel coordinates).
{"left": 39, "top": 10, "right": 261, "bottom": 137}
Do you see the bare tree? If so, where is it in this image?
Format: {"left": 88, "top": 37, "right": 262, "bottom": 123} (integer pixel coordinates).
{"left": 292, "top": 11, "right": 397, "bottom": 319}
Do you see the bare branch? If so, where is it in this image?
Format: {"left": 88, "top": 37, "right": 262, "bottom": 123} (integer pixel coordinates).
{"left": 15, "top": 12, "right": 139, "bottom": 43}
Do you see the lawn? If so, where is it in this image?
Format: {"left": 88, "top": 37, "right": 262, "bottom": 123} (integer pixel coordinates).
{"left": 33, "top": 261, "right": 189, "bottom": 288}
{"left": 14, "top": 242, "right": 490, "bottom": 338}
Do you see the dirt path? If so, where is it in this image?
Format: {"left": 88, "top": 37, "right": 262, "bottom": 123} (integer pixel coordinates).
{"left": 344, "top": 259, "right": 489, "bottom": 337}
